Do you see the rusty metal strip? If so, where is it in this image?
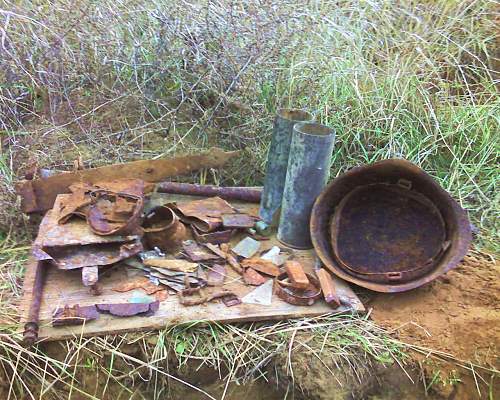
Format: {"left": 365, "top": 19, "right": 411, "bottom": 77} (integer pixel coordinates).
{"left": 275, "top": 272, "right": 321, "bottom": 306}
{"left": 17, "top": 148, "right": 239, "bottom": 213}
{"left": 23, "top": 260, "right": 46, "bottom": 345}
{"left": 156, "top": 182, "right": 262, "bottom": 203}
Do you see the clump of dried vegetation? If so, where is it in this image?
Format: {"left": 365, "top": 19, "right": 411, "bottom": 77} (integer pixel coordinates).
{"left": 0, "top": 0, "right": 498, "bottom": 398}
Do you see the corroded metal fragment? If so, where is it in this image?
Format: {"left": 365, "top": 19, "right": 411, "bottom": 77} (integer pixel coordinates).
{"left": 241, "top": 258, "right": 281, "bottom": 277}
{"left": 191, "top": 225, "right": 235, "bottom": 244}
{"left": 33, "top": 195, "right": 143, "bottom": 269}
{"left": 156, "top": 182, "right": 262, "bottom": 203}
{"left": 18, "top": 148, "right": 239, "bottom": 213}
{"left": 275, "top": 272, "right": 321, "bottom": 306}
{"left": 96, "top": 301, "right": 159, "bottom": 317}
{"left": 143, "top": 206, "right": 187, "bottom": 252}
{"left": 243, "top": 268, "right": 268, "bottom": 286}
{"left": 182, "top": 240, "right": 222, "bottom": 262}
{"left": 207, "top": 264, "right": 226, "bottom": 286}
{"left": 168, "top": 197, "right": 235, "bottom": 232}
{"left": 52, "top": 305, "right": 99, "bottom": 326}
{"left": 221, "top": 213, "right": 256, "bottom": 229}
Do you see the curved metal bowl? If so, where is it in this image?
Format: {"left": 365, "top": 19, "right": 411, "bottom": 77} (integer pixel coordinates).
{"left": 310, "top": 159, "right": 472, "bottom": 292}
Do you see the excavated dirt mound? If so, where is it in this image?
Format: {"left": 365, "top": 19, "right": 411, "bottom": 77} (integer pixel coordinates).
{"left": 369, "top": 250, "right": 499, "bottom": 398}
{"left": 369, "top": 251, "right": 499, "bottom": 367}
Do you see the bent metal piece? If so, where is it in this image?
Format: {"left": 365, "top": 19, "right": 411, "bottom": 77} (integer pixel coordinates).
{"left": 18, "top": 148, "right": 239, "bottom": 214}
{"left": 259, "top": 109, "right": 313, "bottom": 225}
{"left": 33, "top": 195, "right": 143, "bottom": 270}
{"left": 275, "top": 272, "right": 321, "bottom": 306}
{"left": 143, "top": 206, "right": 187, "bottom": 252}
{"left": 156, "top": 182, "right": 262, "bottom": 203}
{"left": 277, "top": 122, "right": 335, "bottom": 249}
{"left": 310, "top": 159, "right": 472, "bottom": 293}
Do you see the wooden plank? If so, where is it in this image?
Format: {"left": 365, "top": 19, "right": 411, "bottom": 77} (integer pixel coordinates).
{"left": 18, "top": 148, "right": 238, "bottom": 213}
{"left": 20, "top": 195, "right": 364, "bottom": 341}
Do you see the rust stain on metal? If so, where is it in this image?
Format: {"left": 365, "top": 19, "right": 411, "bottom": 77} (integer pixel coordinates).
{"left": 96, "top": 301, "right": 159, "bottom": 317}
{"left": 275, "top": 273, "right": 321, "bottom": 306}
{"left": 112, "top": 277, "right": 165, "bottom": 295}
{"left": 241, "top": 258, "right": 281, "bottom": 277}
{"left": 243, "top": 268, "right": 268, "bottom": 286}
{"left": 52, "top": 305, "right": 99, "bottom": 326}
{"left": 18, "top": 148, "right": 239, "bottom": 214}
{"left": 59, "top": 179, "right": 144, "bottom": 236}
{"left": 33, "top": 195, "right": 143, "bottom": 269}
{"left": 191, "top": 225, "right": 235, "bottom": 244}
{"left": 310, "top": 159, "right": 472, "bottom": 293}
{"left": 168, "top": 196, "right": 235, "bottom": 232}
{"left": 156, "top": 182, "right": 262, "bottom": 203}
{"left": 315, "top": 268, "right": 340, "bottom": 307}
{"left": 331, "top": 183, "right": 445, "bottom": 284}
{"left": 143, "top": 206, "right": 187, "bottom": 252}
{"left": 284, "top": 261, "right": 309, "bottom": 289}
{"left": 182, "top": 240, "right": 222, "bottom": 262}
{"left": 221, "top": 213, "right": 256, "bottom": 229}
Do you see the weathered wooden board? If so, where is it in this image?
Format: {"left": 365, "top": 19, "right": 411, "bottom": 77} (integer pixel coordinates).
{"left": 20, "top": 195, "right": 364, "bottom": 342}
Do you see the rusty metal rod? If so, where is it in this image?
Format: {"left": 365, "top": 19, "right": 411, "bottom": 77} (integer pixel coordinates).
{"left": 156, "top": 182, "right": 262, "bottom": 203}
{"left": 23, "top": 261, "right": 46, "bottom": 345}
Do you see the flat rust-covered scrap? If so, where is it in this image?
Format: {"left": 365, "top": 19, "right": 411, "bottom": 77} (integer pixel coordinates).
{"left": 167, "top": 197, "right": 236, "bottom": 232}
{"left": 52, "top": 305, "right": 99, "bottom": 326}
{"left": 18, "top": 148, "right": 239, "bottom": 214}
{"left": 33, "top": 195, "right": 143, "bottom": 270}
{"left": 58, "top": 179, "right": 144, "bottom": 236}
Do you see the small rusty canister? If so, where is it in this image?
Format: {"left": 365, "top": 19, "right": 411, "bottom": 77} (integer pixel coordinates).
{"left": 143, "top": 206, "right": 187, "bottom": 252}
{"left": 277, "top": 122, "right": 335, "bottom": 249}
{"left": 259, "top": 109, "right": 313, "bottom": 226}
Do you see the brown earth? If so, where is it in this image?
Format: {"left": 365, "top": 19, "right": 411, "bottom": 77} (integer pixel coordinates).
{"left": 368, "top": 250, "right": 500, "bottom": 399}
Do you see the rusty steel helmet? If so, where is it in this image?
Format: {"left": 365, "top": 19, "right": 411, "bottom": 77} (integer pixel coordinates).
{"left": 310, "top": 159, "right": 472, "bottom": 292}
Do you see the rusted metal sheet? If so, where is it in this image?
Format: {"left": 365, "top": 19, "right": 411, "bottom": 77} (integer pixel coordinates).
{"left": 275, "top": 272, "right": 321, "bottom": 306}
{"left": 112, "top": 276, "right": 165, "bottom": 295}
{"left": 241, "top": 258, "right": 281, "bottom": 277}
{"left": 243, "top": 268, "right": 268, "bottom": 286}
{"left": 310, "top": 159, "right": 472, "bottom": 293}
{"left": 18, "top": 148, "right": 239, "bottom": 214}
{"left": 33, "top": 195, "right": 143, "bottom": 269}
{"left": 96, "top": 301, "right": 159, "bottom": 317}
{"left": 52, "top": 305, "right": 99, "bottom": 326}
{"left": 284, "top": 261, "right": 309, "bottom": 289}
{"left": 156, "top": 182, "right": 262, "bottom": 203}
{"left": 143, "top": 206, "right": 187, "bottom": 252}
{"left": 221, "top": 213, "right": 256, "bottom": 229}
{"left": 191, "top": 225, "right": 235, "bottom": 244}
{"left": 168, "top": 197, "right": 235, "bottom": 232}
{"left": 182, "top": 240, "right": 222, "bottom": 262}
{"left": 58, "top": 179, "right": 144, "bottom": 236}
{"left": 207, "top": 264, "right": 226, "bottom": 286}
